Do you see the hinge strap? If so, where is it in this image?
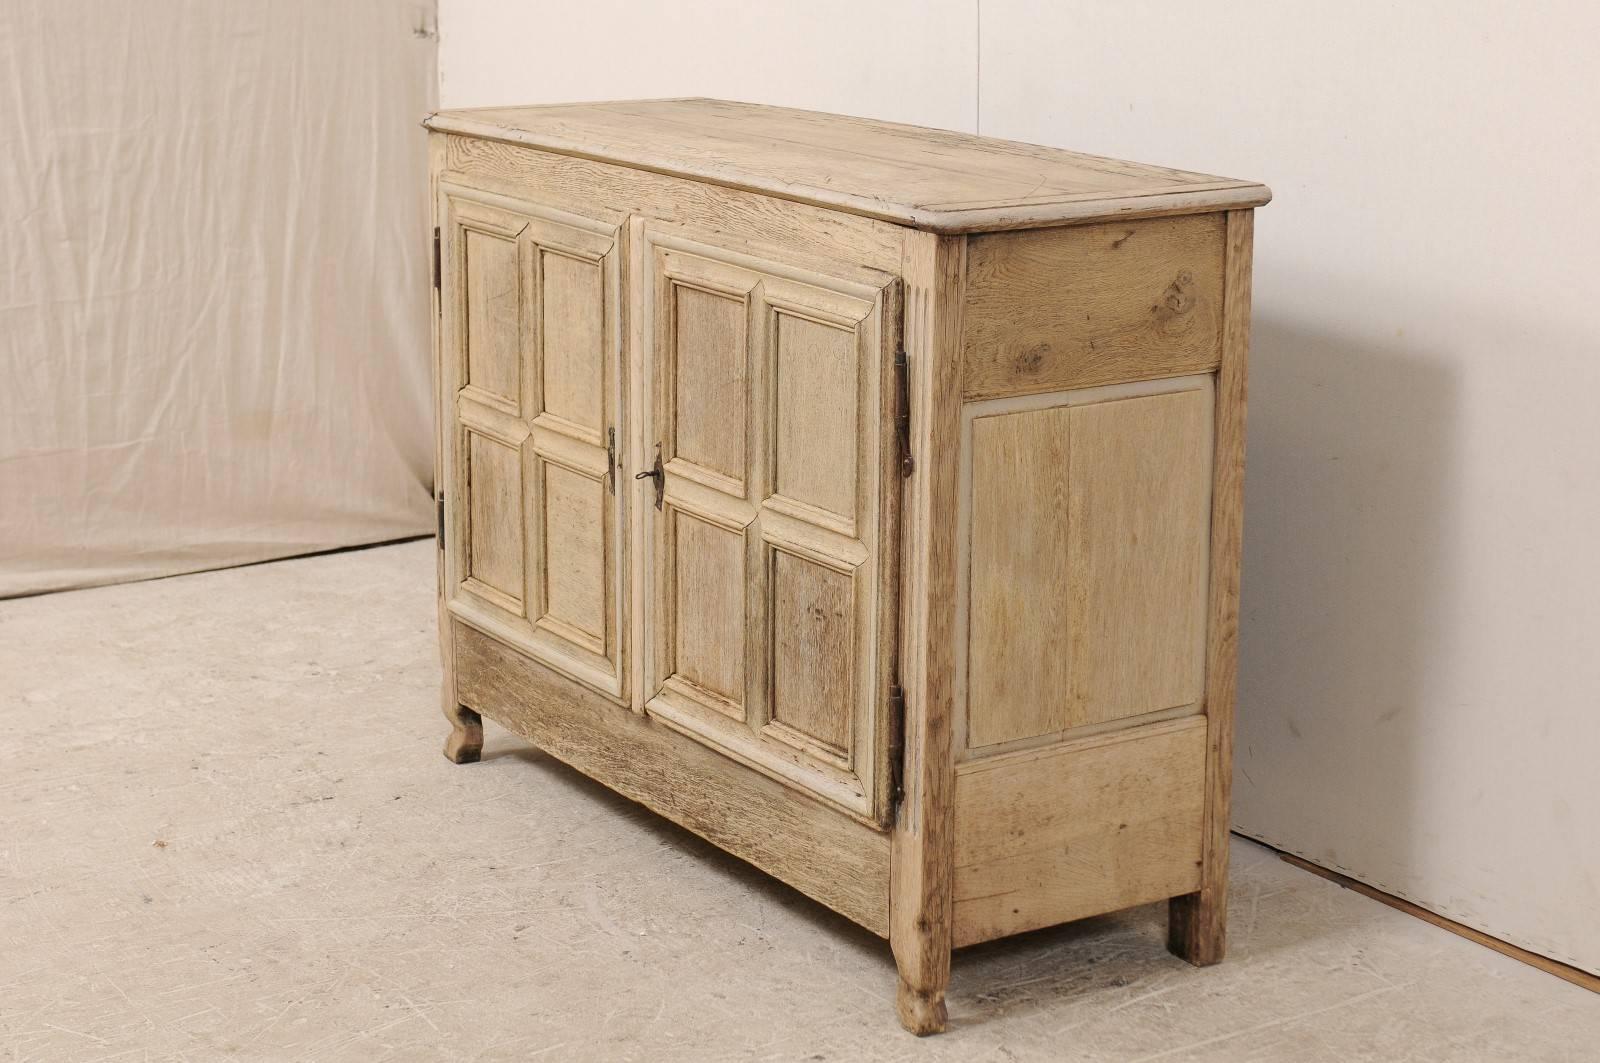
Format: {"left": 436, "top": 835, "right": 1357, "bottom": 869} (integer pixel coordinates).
{"left": 606, "top": 428, "right": 617, "bottom": 495}
{"left": 436, "top": 495, "right": 445, "bottom": 546}
{"left": 894, "top": 347, "right": 914, "bottom": 477}
{"left": 888, "top": 682, "right": 907, "bottom": 806}
{"left": 431, "top": 227, "right": 441, "bottom": 291}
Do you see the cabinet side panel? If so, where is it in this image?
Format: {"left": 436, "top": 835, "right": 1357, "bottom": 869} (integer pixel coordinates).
{"left": 961, "top": 215, "right": 1225, "bottom": 401}
{"left": 951, "top": 717, "right": 1205, "bottom": 947}
{"left": 453, "top": 621, "right": 891, "bottom": 935}
{"left": 960, "top": 378, "right": 1213, "bottom": 754}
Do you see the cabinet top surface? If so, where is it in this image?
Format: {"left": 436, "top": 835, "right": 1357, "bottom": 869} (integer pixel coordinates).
{"left": 425, "top": 98, "right": 1270, "bottom": 233}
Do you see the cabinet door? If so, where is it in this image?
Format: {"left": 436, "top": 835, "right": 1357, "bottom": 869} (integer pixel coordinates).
{"left": 636, "top": 226, "right": 900, "bottom": 824}
{"left": 438, "top": 183, "right": 626, "bottom": 700}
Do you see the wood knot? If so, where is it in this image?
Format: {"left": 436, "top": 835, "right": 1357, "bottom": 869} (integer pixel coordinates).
{"left": 1012, "top": 343, "right": 1050, "bottom": 375}
{"left": 1153, "top": 271, "right": 1197, "bottom": 327}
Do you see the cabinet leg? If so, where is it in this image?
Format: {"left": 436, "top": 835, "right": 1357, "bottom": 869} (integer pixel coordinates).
{"left": 1167, "top": 887, "right": 1226, "bottom": 966}
{"left": 894, "top": 964, "right": 948, "bottom": 1036}
{"left": 442, "top": 690, "right": 483, "bottom": 765}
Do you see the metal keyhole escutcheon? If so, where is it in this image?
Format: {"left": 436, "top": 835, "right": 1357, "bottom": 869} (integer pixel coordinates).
{"left": 635, "top": 443, "right": 664, "bottom": 510}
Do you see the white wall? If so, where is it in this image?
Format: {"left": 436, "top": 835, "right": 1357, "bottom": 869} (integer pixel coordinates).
{"left": 440, "top": 0, "right": 1600, "bottom": 974}
{"left": 439, "top": 0, "right": 976, "bottom": 130}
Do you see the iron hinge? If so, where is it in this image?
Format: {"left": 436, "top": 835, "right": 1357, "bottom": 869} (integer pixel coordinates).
{"left": 606, "top": 427, "right": 617, "bottom": 495}
{"left": 436, "top": 495, "right": 445, "bottom": 546}
{"left": 893, "top": 346, "right": 913, "bottom": 478}
{"left": 888, "top": 682, "right": 907, "bottom": 808}
{"left": 431, "top": 226, "right": 441, "bottom": 292}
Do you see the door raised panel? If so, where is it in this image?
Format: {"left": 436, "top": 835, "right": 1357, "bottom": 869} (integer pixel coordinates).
{"left": 439, "top": 183, "right": 626, "bottom": 700}
{"left": 769, "top": 547, "right": 854, "bottom": 762}
{"left": 538, "top": 459, "right": 608, "bottom": 654}
{"left": 538, "top": 248, "right": 607, "bottom": 439}
{"left": 668, "top": 509, "right": 748, "bottom": 715}
{"left": 463, "top": 229, "right": 523, "bottom": 410}
{"left": 771, "top": 310, "right": 859, "bottom": 530}
{"left": 640, "top": 226, "right": 897, "bottom": 824}
{"left": 670, "top": 281, "right": 750, "bottom": 491}
{"left": 464, "top": 430, "right": 526, "bottom": 613}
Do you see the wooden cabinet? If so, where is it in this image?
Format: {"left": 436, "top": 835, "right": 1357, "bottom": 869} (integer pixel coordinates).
{"left": 425, "top": 100, "right": 1269, "bottom": 1034}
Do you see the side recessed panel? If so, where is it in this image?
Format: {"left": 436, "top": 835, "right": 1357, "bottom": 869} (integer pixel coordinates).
{"left": 466, "top": 431, "right": 524, "bottom": 608}
{"left": 1066, "top": 389, "right": 1210, "bottom": 725}
{"left": 769, "top": 549, "right": 854, "bottom": 759}
{"left": 772, "top": 311, "right": 858, "bottom": 523}
{"left": 966, "top": 406, "right": 1072, "bottom": 747}
{"left": 541, "top": 461, "right": 607, "bottom": 650}
{"left": 463, "top": 229, "right": 521, "bottom": 406}
{"left": 540, "top": 249, "right": 605, "bottom": 436}
{"left": 672, "top": 283, "right": 748, "bottom": 485}
{"left": 671, "top": 510, "right": 746, "bottom": 712}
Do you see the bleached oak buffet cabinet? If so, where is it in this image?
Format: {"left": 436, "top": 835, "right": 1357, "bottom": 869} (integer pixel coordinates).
{"left": 424, "top": 99, "right": 1269, "bottom": 1035}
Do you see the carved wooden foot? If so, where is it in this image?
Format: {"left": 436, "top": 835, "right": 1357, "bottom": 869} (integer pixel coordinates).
{"left": 442, "top": 702, "right": 483, "bottom": 764}
{"left": 895, "top": 974, "right": 948, "bottom": 1036}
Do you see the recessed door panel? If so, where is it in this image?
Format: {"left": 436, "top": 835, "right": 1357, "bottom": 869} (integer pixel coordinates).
{"left": 639, "top": 225, "right": 898, "bottom": 824}
{"left": 670, "top": 282, "right": 749, "bottom": 489}
{"left": 539, "top": 459, "right": 608, "bottom": 652}
{"left": 772, "top": 311, "right": 858, "bottom": 528}
{"left": 463, "top": 229, "right": 523, "bottom": 409}
{"left": 439, "top": 183, "right": 626, "bottom": 700}
{"left": 464, "top": 430, "right": 525, "bottom": 612}
{"left": 669, "top": 509, "right": 747, "bottom": 713}
{"left": 769, "top": 548, "right": 854, "bottom": 761}
{"left": 539, "top": 248, "right": 606, "bottom": 438}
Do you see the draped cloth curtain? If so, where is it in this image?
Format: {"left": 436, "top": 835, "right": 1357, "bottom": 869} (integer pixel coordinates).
{"left": 0, "top": 1, "right": 438, "bottom": 596}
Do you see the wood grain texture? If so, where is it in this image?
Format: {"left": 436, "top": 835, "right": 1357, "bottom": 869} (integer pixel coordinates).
{"left": 640, "top": 229, "right": 896, "bottom": 825}
{"left": 961, "top": 215, "right": 1226, "bottom": 401}
{"left": 538, "top": 248, "right": 605, "bottom": 435}
{"left": 952, "top": 717, "right": 1206, "bottom": 947}
{"left": 1169, "top": 210, "right": 1254, "bottom": 966}
{"left": 453, "top": 621, "right": 891, "bottom": 935}
{"left": 966, "top": 406, "right": 1072, "bottom": 747}
{"left": 769, "top": 550, "right": 853, "bottom": 758}
{"left": 539, "top": 460, "right": 607, "bottom": 650}
{"left": 1065, "top": 390, "right": 1210, "bottom": 726}
{"left": 960, "top": 379, "right": 1213, "bottom": 754}
{"left": 464, "top": 431, "right": 524, "bottom": 608}
{"left": 889, "top": 230, "right": 965, "bottom": 1034}
{"left": 444, "top": 135, "right": 905, "bottom": 274}
{"left": 671, "top": 282, "right": 749, "bottom": 485}
{"left": 772, "top": 311, "right": 858, "bottom": 524}
{"left": 463, "top": 229, "right": 522, "bottom": 406}
{"left": 670, "top": 509, "right": 746, "bottom": 709}
{"left": 426, "top": 99, "right": 1270, "bottom": 233}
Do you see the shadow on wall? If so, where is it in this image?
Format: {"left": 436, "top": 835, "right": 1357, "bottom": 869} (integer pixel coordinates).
{"left": 1231, "top": 312, "right": 1463, "bottom": 883}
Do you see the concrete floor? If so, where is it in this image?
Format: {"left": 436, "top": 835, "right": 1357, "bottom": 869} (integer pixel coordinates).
{"left": 2, "top": 541, "right": 1595, "bottom": 1062}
